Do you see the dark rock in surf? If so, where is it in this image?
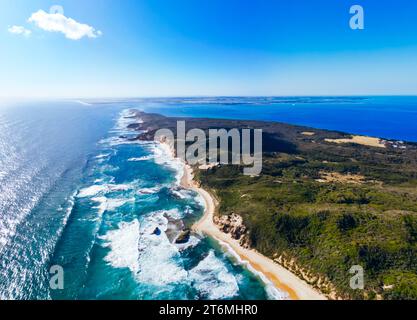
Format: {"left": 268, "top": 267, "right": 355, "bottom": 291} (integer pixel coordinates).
{"left": 175, "top": 229, "right": 191, "bottom": 244}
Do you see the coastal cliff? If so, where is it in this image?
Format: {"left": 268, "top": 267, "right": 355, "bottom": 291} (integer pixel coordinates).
{"left": 134, "top": 110, "right": 417, "bottom": 300}
{"left": 213, "top": 212, "right": 340, "bottom": 299}
{"left": 213, "top": 214, "right": 251, "bottom": 249}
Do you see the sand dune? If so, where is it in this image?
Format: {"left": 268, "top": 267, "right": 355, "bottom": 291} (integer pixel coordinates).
{"left": 325, "top": 135, "right": 386, "bottom": 148}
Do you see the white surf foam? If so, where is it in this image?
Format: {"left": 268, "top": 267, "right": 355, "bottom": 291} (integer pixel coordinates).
{"left": 150, "top": 142, "right": 184, "bottom": 185}
{"left": 189, "top": 250, "right": 239, "bottom": 300}
{"left": 91, "top": 197, "right": 108, "bottom": 215}
{"left": 128, "top": 155, "right": 153, "bottom": 162}
{"left": 99, "top": 136, "right": 141, "bottom": 147}
{"left": 137, "top": 186, "right": 160, "bottom": 195}
{"left": 77, "top": 183, "right": 134, "bottom": 198}
{"left": 91, "top": 196, "right": 135, "bottom": 214}
{"left": 164, "top": 208, "right": 184, "bottom": 220}
{"left": 102, "top": 220, "right": 141, "bottom": 273}
{"left": 215, "top": 238, "right": 289, "bottom": 300}
{"left": 194, "top": 192, "right": 206, "bottom": 209}
{"left": 108, "top": 183, "right": 132, "bottom": 192}
{"left": 114, "top": 110, "right": 140, "bottom": 132}
{"left": 171, "top": 189, "right": 186, "bottom": 199}
{"left": 95, "top": 153, "right": 110, "bottom": 160}
{"left": 77, "top": 185, "right": 108, "bottom": 198}
{"left": 136, "top": 210, "right": 188, "bottom": 285}
{"left": 107, "top": 198, "right": 135, "bottom": 211}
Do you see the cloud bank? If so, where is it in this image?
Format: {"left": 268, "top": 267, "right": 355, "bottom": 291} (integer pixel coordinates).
{"left": 28, "top": 10, "right": 101, "bottom": 40}
{"left": 8, "top": 25, "right": 32, "bottom": 37}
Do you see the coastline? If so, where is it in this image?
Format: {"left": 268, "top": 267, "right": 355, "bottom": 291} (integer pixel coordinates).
{"left": 179, "top": 161, "right": 327, "bottom": 301}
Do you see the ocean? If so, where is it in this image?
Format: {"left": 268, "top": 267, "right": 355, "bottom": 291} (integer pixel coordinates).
{"left": 138, "top": 96, "right": 417, "bottom": 142}
{"left": 0, "top": 101, "right": 280, "bottom": 300}
{"left": 1, "top": 96, "right": 417, "bottom": 300}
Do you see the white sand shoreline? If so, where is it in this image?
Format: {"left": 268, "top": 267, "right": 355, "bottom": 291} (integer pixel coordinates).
{"left": 155, "top": 138, "right": 327, "bottom": 300}
{"left": 179, "top": 162, "right": 327, "bottom": 300}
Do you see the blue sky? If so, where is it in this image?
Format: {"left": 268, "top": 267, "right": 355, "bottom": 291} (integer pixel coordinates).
{"left": 1, "top": 0, "right": 417, "bottom": 98}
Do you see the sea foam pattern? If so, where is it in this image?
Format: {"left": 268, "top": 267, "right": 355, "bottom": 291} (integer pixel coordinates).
{"left": 3, "top": 97, "right": 417, "bottom": 300}
{"left": 49, "top": 109, "right": 283, "bottom": 300}
{"left": 0, "top": 102, "right": 121, "bottom": 300}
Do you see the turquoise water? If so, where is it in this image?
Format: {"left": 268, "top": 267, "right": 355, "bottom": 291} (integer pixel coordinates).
{"left": 1, "top": 97, "right": 417, "bottom": 300}
{"left": 0, "top": 102, "right": 279, "bottom": 300}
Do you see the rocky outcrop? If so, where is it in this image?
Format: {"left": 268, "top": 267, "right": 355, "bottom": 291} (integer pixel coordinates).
{"left": 175, "top": 229, "right": 191, "bottom": 244}
{"left": 214, "top": 213, "right": 342, "bottom": 300}
{"left": 213, "top": 213, "right": 251, "bottom": 248}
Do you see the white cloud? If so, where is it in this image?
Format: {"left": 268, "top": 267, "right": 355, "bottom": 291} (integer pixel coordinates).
{"left": 28, "top": 10, "right": 101, "bottom": 40}
{"left": 8, "top": 25, "right": 32, "bottom": 37}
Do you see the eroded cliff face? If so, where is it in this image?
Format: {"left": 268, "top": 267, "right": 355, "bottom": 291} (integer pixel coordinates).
{"left": 213, "top": 213, "right": 342, "bottom": 300}
{"left": 273, "top": 253, "right": 341, "bottom": 300}
{"left": 213, "top": 213, "right": 252, "bottom": 249}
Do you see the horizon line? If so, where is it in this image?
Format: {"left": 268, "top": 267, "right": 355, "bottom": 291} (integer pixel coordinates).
{"left": 2, "top": 94, "right": 417, "bottom": 102}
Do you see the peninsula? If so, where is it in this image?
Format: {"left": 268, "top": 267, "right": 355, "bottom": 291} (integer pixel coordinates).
{"left": 132, "top": 111, "right": 417, "bottom": 300}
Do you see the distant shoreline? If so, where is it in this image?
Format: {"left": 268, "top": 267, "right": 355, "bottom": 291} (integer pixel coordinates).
{"left": 178, "top": 160, "right": 327, "bottom": 300}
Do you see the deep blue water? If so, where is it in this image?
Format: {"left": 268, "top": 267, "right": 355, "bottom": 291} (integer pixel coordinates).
{"left": 137, "top": 96, "right": 417, "bottom": 142}
{"left": 1, "top": 97, "right": 417, "bottom": 300}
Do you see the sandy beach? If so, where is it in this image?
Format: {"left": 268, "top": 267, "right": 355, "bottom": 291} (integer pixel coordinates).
{"left": 180, "top": 162, "right": 327, "bottom": 300}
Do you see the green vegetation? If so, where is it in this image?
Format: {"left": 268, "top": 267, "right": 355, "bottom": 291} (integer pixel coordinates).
{"left": 197, "top": 150, "right": 417, "bottom": 299}
{"left": 138, "top": 111, "right": 417, "bottom": 300}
